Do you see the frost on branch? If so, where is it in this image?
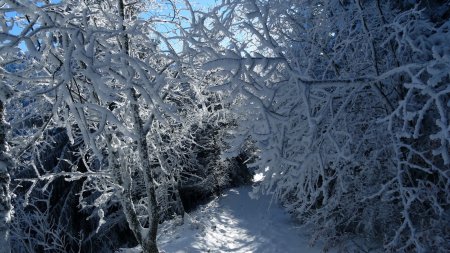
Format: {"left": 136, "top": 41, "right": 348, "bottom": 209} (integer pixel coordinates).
{"left": 191, "top": 0, "right": 450, "bottom": 252}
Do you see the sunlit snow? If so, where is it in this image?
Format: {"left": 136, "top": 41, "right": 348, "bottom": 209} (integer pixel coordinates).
{"left": 118, "top": 187, "right": 327, "bottom": 253}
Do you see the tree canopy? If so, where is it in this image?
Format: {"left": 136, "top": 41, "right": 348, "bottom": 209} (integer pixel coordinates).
{"left": 1, "top": 0, "right": 449, "bottom": 252}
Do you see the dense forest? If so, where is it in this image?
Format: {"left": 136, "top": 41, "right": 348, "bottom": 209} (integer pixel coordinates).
{"left": 0, "top": 0, "right": 449, "bottom": 252}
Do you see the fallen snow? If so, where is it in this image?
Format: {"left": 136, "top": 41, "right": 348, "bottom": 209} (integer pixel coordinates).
{"left": 118, "top": 187, "right": 326, "bottom": 253}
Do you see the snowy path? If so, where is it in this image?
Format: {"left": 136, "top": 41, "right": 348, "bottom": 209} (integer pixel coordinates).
{"left": 120, "top": 187, "right": 324, "bottom": 253}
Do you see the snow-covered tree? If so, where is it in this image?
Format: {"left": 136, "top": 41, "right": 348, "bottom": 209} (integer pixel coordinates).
{"left": 1, "top": 0, "right": 248, "bottom": 252}
{"left": 3, "top": 0, "right": 447, "bottom": 252}
{"left": 0, "top": 0, "right": 185, "bottom": 252}
{"left": 0, "top": 80, "right": 14, "bottom": 253}
{"left": 192, "top": 0, "right": 450, "bottom": 252}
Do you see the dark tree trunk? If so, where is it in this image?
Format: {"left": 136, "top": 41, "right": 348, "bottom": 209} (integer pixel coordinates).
{"left": 0, "top": 100, "right": 13, "bottom": 253}
{"left": 117, "top": 1, "right": 160, "bottom": 252}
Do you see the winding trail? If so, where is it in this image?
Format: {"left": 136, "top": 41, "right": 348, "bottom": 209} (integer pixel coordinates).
{"left": 120, "top": 186, "right": 324, "bottom": 253}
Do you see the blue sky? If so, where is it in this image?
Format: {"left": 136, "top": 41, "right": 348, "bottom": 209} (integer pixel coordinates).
{"left": 144, "top": 0, "right": 219, "bottom": 52}
{"left": 4, "top": 0, "right": 219, "bottom": 52}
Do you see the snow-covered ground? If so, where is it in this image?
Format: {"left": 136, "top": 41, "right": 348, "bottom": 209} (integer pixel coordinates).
{"left": 118, "top": 187, "right": 326, "bottom": 253}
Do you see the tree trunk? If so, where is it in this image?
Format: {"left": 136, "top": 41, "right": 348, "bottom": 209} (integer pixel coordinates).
{"left": 174, "top": 177, "right": 185, "bottom": 218}
{"left": 117, "top": 1, "right": 160, "bottom": 251}
{"left": 141, "top": 238, "right": 159, "bottom": 253}
{"left": 129, "top": 88, "right": 160, "bottom": 253}
{"left": 0, "top": 101, "right": 12, "bottom": 253}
